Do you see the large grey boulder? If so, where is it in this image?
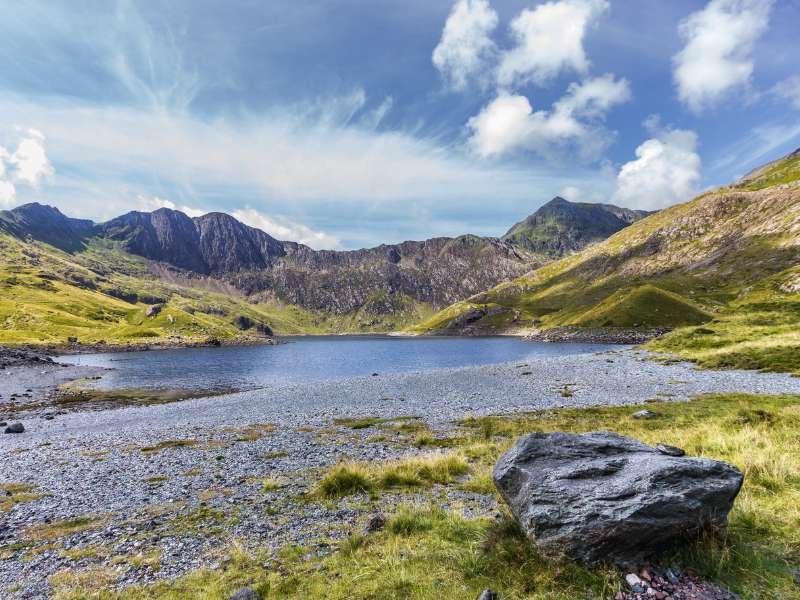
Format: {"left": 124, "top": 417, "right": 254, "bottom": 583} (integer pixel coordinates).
{"left": 493, "top": 431, "right": 743, "bottom": 565}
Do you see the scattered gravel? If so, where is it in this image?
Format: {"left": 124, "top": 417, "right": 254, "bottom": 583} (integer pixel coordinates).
{"left": 2, "top": 348, "right": 798, "bottom": 598}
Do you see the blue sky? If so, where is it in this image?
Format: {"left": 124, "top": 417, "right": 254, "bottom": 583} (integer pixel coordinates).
{"left": 0, "top": 0, "right": 798, "bottom": 249}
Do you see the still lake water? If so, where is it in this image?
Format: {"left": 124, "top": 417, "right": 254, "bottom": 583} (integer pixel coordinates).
{"left": 57, "top": 336, "right": 616, "bottom": 391}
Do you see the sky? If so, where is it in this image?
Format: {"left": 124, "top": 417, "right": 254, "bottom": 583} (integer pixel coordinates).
{"left": 0, "top": 0, "right": 798, "bottom": 250}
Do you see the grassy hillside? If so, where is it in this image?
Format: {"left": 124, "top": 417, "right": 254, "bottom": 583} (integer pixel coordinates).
{"left": 411, "top": 149, "right": 800, "bottom": 373}
{"left": 0, "top": 231, "right": 433, "bottom": 346}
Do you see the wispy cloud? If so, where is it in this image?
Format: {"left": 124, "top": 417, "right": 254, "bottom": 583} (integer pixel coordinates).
{"left": 233, "top": 208, "right": 340, "bottom": 249}
{"left": 432, "top": 0, "right": 498, "bottom": 91}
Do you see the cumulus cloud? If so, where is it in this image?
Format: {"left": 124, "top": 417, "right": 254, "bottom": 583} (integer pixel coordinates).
{"left": 232, "top": 208, "right": 341, "bottom": 250}
{"left": 613, "top": 124, "right": 701, "bottom": 210}
{"left": 432, "top": 0, "right": 499, "bottom": 91}
{"left": 497, "top": 0, "right": 608, "bottom": 88}
{"left": 0, "top": 129, "right": 54, "bottom": 208}
{"left": 773, "top": 75, "right": 800, "bottom": 110}
{"left": 468, "top": 74, "right": 630, "bottom": 159}
{"left": 673, "top": 0, "right": 773, "bottom": 113}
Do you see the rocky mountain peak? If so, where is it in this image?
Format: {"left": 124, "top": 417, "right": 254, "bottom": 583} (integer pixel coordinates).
{"left": 0, "top": 202, "right": 93, "bottom": 252}
{"left": 501, "top": 197, "right": 650, "bottom": 257}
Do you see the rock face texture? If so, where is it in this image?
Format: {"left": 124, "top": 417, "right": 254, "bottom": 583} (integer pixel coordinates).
{"left": 4, "top": 204, "right": 545, "bottom": 317}
{"left": 493, "top": 431, "right": 743, "bottom": 565}
{"left": 0, "top": 199, "right": 647, "bottom": 321}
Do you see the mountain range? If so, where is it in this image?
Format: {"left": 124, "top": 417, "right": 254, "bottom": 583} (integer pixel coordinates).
{"left": 1, "top": 146, "right": 797, "bottom": 371}
{"left": 0, "top": 195, "right": 642, "bottom": 343}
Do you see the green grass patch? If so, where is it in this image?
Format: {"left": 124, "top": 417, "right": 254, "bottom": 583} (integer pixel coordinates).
{"left": 314, "top": 453, "right": 470, "bottom": 498}
{"left": 140, "top": 440, "right": 198, "bottom": 455}
{"left": 0, "top": 482, "right": 45, "bottom": 513}
{"left": 333, "top": 415, "right": 420, "bottom": 430}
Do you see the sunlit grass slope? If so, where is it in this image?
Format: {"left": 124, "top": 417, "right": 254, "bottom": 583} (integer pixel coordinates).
{"left": 0, "top": 231, "right": 425, "bottom": 345}
{"left": 411, "top": 150, "right": 800, "bottom": 373}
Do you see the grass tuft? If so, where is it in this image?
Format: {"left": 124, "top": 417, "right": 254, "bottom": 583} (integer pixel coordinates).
{"left": 315, "top": 453, "right": 470, "bottom": 499}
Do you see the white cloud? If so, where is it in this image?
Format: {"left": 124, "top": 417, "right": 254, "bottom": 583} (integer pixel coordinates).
{"left": 135, "top": 194, "right": 206, "bottom": 217}
{"left": 135, "top": 197, "right": 338, "bottom": 248}
{"left": 0, "top": 129, "right": 54, "bottom": 208}
{"left": 432, "top": 0, "right": 499, "bottom": 91}
{"left": 613, "top": 126, "right": 701, "bottom": 210}
{"left": 468, "top": 74, "right": 630, "bottom": 159}
{"left": 8, "top": 129, "right": 54, "bottom": 186}
{"left": 773, "top": 75, "right": 800, "bottom": 110}
{"left": 0, "top": 180, "right": 14, "bottom": 208}
{"left": 673, "top": 0, "right": 773, "bottom": 113}
{"left": 497, "top": 0, "right": 608, "bottom": 88}
{"left": 232, "top": 208, "right": 341, "bottom": 250}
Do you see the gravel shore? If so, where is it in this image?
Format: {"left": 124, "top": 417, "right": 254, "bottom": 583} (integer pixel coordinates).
{"left": 3, "top": 348, "right": 800, "bottom": 598}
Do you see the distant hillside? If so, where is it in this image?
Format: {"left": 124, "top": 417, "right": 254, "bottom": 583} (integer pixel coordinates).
{"left": 0, "top": 198, "right": 556, "bottom": 343}
{"left": 412, "top": 148, "right": 800, "bottom": 374}
{"left": 0, "top": 187, "right": 687, "bottom": 345}
{"left": 501, "top": 197, "right": 650, "bottom": 257}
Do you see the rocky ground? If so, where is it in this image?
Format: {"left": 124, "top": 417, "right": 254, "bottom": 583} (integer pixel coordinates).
{"left": 3, "top": 349, "right": 800, "bottom": 598}
{"left": 0, "top": 346, "right": 106, "bottom": 419}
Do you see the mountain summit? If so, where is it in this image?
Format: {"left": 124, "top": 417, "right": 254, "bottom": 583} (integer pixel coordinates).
{"left": 501, "top": 197, "right": 651, "bottom": 257}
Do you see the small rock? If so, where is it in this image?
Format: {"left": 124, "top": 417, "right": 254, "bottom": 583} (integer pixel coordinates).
{"left": 476, "top": 590, "right": 498, "bottom": 600}
{"left": 656, "top": 444, "right": 685, "bottom": 457}
{"left": 228, "top": 588, "right": 260, "bottom": 600}
{"left": 4, "top": 422, "right": 24, "bottom": 434}
{"left": 625, "top": 573, "right": 643, "bottom": 588}
{"left": 664, "top": 568, "right": 680, "bottom": 585}
{"left": 362, "top": 513, "right": 386, "bottom": 534}
{"left": 632, "top": 410, "right": 657, "bottom": 419}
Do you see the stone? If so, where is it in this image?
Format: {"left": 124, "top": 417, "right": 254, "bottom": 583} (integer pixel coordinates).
{"left": 227, "top": 589, "right": 259, "bottom": 600}
{"left": 4, "top": 422, "right": 25, "bottom": 434}
{"left": 625, "top": 574, "right": 643, "bottom": 588}
{"left": 362, "top": 513, "right": 386, "bottom": 534}
{"left": 656, "top": 444, "right": 685, "bottom": 457}
{"left": 492, "top": 431, "right": 744, "bottom": 565}
{"left": 145, "top": 304, "right": 163, "bottom": 318}
{"left": 632, "top": 409, "right": 657, "bottom": 419}
{"left": 476, "top": 591, "right": 498, "bottom": 600}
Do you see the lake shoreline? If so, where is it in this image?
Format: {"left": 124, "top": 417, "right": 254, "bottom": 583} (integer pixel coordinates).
{"left": 4, "top": 350, "right": 800, "bottom": 598}
{"left": 0, "top": 349, "right": 800, "bottom": 599}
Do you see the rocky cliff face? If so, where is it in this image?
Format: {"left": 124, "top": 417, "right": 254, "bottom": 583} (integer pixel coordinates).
{"left": 99, "top": 209, "right": 288, "bottom": 274}
{"left": 231, "top": 235, "right": 537, "bottom": 314}
{"left": 3, "top": 204, "right": 544, "bottom": 317}
{"left": 502, "top": 197, "right": 651, "bottom": 257}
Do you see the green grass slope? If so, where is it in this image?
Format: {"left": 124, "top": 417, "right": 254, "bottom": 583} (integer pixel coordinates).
{"left": 411, "top": 148, "right": 800, "bottom": 373}
{"left": 572, "top": 284, "right": 713, "bottom": 328}
{"left": 0, "top": 230, "right": 415, "bottom": 346}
